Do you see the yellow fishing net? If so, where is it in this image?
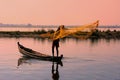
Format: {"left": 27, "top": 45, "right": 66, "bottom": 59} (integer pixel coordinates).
{"left": 52, "top": 20, "right": 99, "bottom": 40}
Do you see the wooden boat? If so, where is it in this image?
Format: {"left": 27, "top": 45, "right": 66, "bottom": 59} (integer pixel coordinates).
{"left": 17, "top": 42, "right": 63, "bottom": 61}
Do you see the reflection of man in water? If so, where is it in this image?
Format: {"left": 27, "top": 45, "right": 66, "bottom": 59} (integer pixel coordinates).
{"left": 52, "top": 62, "right": 59, "bottom": 80}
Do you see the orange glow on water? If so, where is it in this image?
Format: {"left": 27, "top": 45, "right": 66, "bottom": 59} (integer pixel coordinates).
{"left": 0, "top": 38, "right": 120, "bottom": 80}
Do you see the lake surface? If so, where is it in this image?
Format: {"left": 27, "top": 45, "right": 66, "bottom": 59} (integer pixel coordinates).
{"left": 0, "top": 37, "right": 120, "bottom": 80}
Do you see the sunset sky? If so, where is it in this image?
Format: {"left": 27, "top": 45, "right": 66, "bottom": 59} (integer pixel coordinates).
{"left": 0, "top": 0, "right": 119, "bottom": 25}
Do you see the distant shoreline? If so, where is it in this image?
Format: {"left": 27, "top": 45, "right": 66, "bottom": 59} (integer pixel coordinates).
{"left": 0, "top": 24, "right": 120, "bottom": 28}
{"left": 0, "top": 29, "right": 120, "bottom": 39}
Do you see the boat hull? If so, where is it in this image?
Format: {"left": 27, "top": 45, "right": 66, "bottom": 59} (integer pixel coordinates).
{"left": 17, "top": 42, "right": 63, "bottom": 61}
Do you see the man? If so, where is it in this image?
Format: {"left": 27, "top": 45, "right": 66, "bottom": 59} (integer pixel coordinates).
{"left": 52, "top": 25, "right": 64, "bottom": 57}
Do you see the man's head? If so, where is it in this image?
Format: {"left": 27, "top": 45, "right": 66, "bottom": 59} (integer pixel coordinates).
{"left": 60, "top": 25, "right": 64, "bottom": 29}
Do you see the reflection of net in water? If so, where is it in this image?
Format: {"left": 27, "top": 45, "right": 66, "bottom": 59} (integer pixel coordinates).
{"left": 53, "top": 20, "right": 99, "bottom": 40}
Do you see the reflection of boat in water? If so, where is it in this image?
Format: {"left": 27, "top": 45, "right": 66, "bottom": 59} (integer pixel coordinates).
{"left": 17, "top": 57, "right": 63, "bottom": 80}
{"left": 17, "top": 56, "right": 63, "bottom": 67}
{"left": 17, "top": 56, "right": 63, "bottom": 66}
{"left": 17, "top": 57, "right": 31, "bottom": 66}
{"left": 17, "top": 42, "right": 63, "bottom": 61}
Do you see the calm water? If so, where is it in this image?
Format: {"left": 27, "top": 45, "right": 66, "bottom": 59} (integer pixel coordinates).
{"left": 0, "top": 37, "right": 120, "bottom": 80}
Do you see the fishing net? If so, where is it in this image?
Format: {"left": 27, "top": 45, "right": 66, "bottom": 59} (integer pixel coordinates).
{"left": 52, "top": 20, "right": 99, "bottom": 40}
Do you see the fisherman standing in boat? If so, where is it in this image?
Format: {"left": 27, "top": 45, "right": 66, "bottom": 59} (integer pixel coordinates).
{"left": 52, "top": 25, "right": 64, "bottom": 58}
